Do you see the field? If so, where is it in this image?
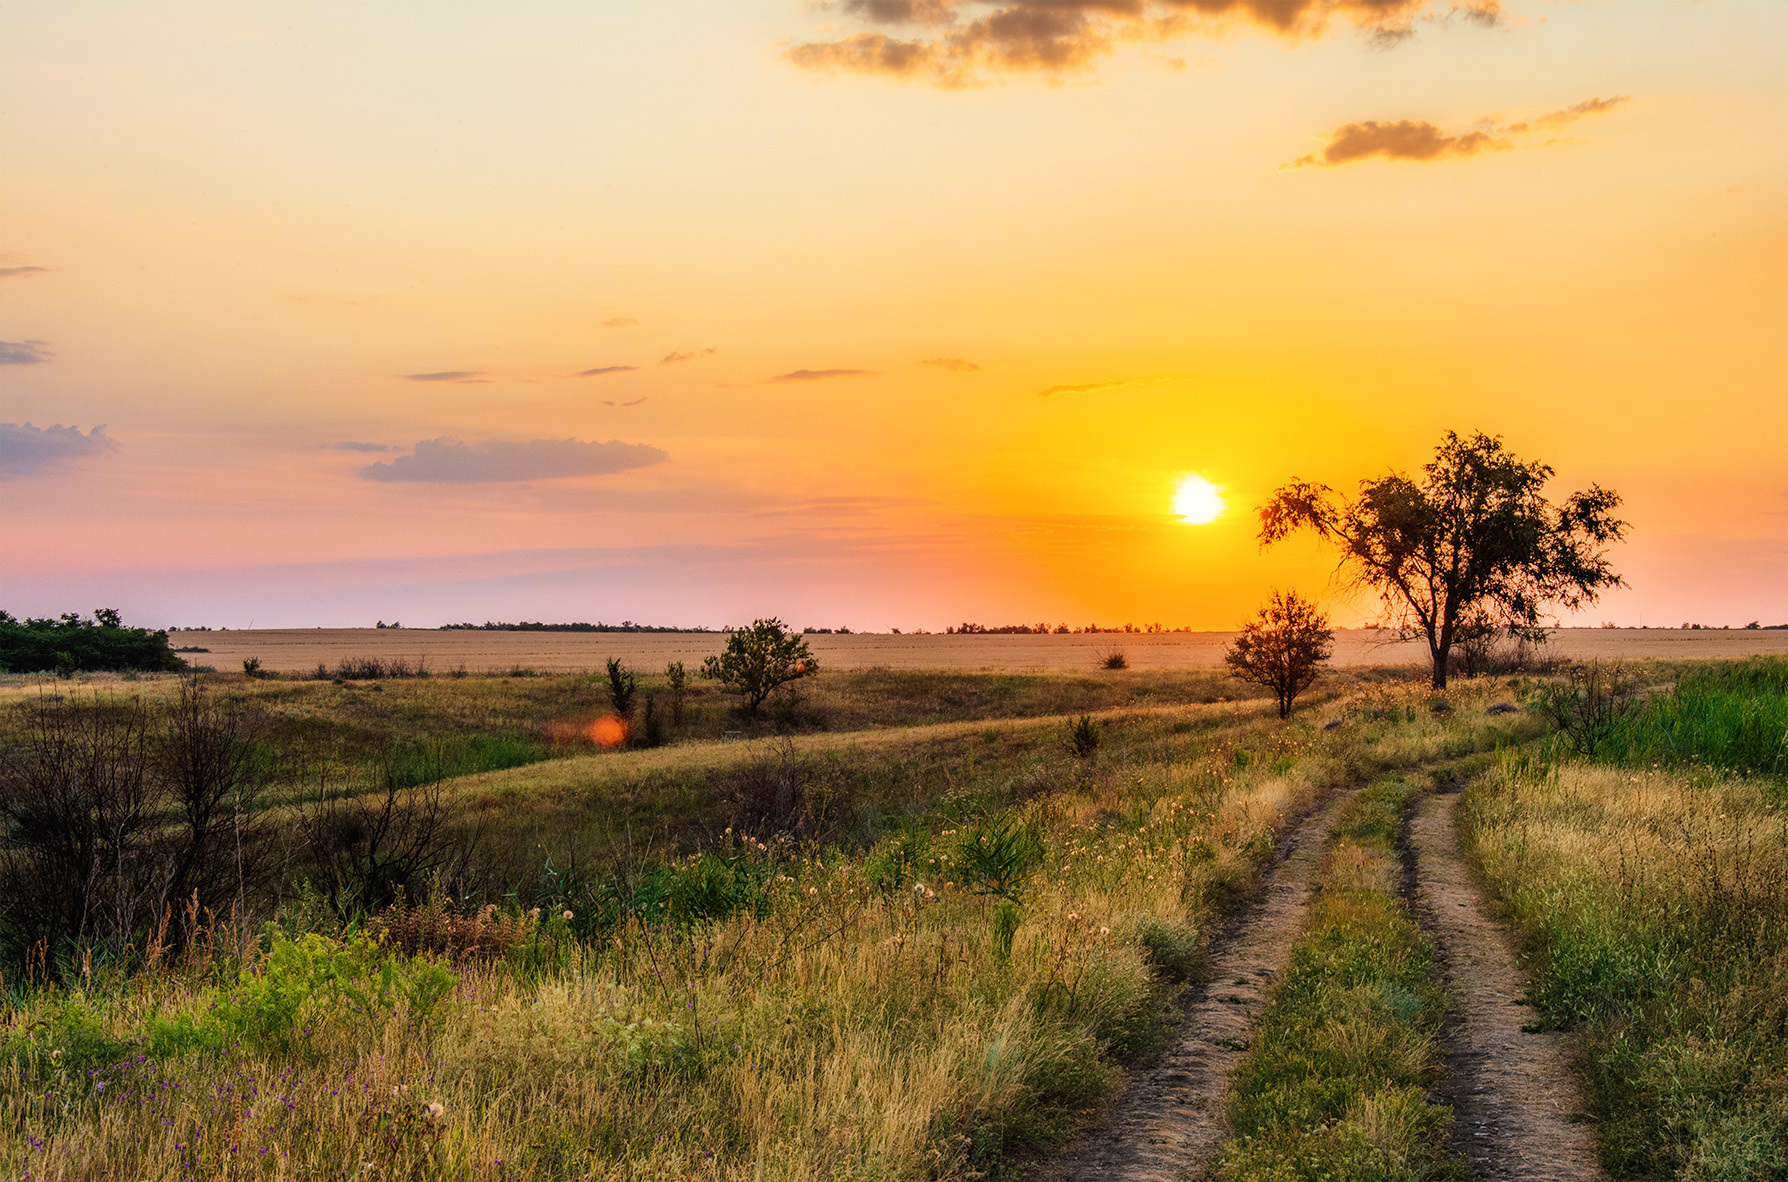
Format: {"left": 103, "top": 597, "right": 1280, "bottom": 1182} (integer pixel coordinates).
{"left": 0, "top": 656, "right": 1783, "bottom": 1181}
{"left": 164, "top": 626, "right": 1788, "bottom": 675}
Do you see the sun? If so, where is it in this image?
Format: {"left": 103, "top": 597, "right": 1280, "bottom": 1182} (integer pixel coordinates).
{"left": 1172, "top": 474, "right": 1226, "bottom": 524}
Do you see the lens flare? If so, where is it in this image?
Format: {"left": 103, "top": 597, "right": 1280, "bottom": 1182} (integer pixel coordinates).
{"left": 590, "top": 715, "right": 629, "bottom": 749}
{"left": 1172, "top": 474, "right": 1226, "bottom": 524}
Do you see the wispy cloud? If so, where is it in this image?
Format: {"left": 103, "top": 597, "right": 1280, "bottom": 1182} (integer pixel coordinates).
{"left": 328, "top": 441, "right": 401, "bottom": 453}
{"left": 0, "top": 266, "right": 52, "bottom": 279}
{"left": 601, "top": 317, "right": 639, "bottom": 329}
{"left": 0, "top": 339, "right": 53, "bottom": 365}
{"left": 921, "top": 357, "right": 980, "bottom": 373}
{"left": 1038, "top": 378, "right": 1137, "bottom": 397}
{"left": 579, "top": 365, "right": 639, "bottom": 376}
{"left": 1289, "top": 96, "right": 1630, "bottom": 168}
{"left": 604, "top": 397, "right": 649, "bottom": 408}
{"left": 1, "top": 423, "right": 118, "bottom": 479}
{"left": 359, "top": 436, "right": 669, "bottom": 483}
{"left": 788, "top": 1, "right": 1501, "bottom": 87}
{"left": 401, "top": 370, "right": 486, "bottom": 383}
{"left": 769, "top": 368, "right": 878, "bottom": 382}
{"left": 661, "top": 348, "right": 718, "bottom": 365}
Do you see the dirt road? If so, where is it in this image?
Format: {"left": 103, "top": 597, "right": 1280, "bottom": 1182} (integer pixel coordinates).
{"left": 1409, "top": 790, "right": 1606, "bottom": 1181}
{"left": 1037, "top": 786, "right": 1362, "bottom": 1182}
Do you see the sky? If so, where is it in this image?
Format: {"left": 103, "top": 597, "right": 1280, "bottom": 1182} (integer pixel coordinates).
{"left": 2, "top": 0, "right": 1784, "bottom": 631}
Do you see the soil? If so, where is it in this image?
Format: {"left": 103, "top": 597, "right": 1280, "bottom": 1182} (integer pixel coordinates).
{"left": 1034, "top": 785, "right": 1362, "bottom": 1182}
{"left": 1409, "top": 789, "right": 1606, "bottom": 1181}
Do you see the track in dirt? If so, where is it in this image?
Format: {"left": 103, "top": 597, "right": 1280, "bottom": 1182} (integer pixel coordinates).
{"left": 1037, "top": 785, "right": 1362, "bottom": 1182}
{"left": 1408, "top": 790, "right": 1605, "bottom": 1182}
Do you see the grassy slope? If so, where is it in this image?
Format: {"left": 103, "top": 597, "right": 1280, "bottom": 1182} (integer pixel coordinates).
{"left": 0, "top": 676, "right": 1539, "bottom": 1181}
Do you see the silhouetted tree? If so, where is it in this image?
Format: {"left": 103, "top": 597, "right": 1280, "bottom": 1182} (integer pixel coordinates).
{"left": 1260, "top": 431, "right": 1626, "bottom": 689}
{"left": 1224, "top": 591, "right": 1334, "bottom": 719}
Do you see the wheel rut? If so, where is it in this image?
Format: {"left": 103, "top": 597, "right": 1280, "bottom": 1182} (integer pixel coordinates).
{"left": 1408, "top": 789, "right": 1605, "bottom": 1182}
{"left": 1036, "top": 785, "right": 1360, "bottom": 1182}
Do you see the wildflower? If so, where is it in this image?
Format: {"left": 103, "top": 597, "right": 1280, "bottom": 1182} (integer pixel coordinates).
{"left": 562, "top": 910, "right": 575, "bottom": 921}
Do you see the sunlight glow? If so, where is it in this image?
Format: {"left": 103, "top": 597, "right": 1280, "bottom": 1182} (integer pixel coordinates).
{"left": 1172, "top": 475, "right": 1226, "bottom": 525}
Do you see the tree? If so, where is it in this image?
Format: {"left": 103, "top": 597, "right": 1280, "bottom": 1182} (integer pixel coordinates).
{"left": 701, "top": 618, "right": 818, "bottom": 715}
{"left": 1260, "top": 431, "right": 1626, "bottom": 689}
{"left": 1224, "top": 591, "right": 1334, "bottom": 719}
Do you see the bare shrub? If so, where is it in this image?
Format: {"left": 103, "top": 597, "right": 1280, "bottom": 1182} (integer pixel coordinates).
{"left": 0, "top": 681, "right": 268, "bottom": 971}
{"left": 714, "top": 739, "right": 824, "bottom": 838}
{"left": 1100, "top": 649, "right": 1128, "bottom": 671}
{"left": 372, "top": 897, "right": 531, "bottom": 963}
{"left": 333, "top": 656, "right": 428, "bottom": 680}
{"left": 298, "top": 763, "right": 480, "bottom": 918}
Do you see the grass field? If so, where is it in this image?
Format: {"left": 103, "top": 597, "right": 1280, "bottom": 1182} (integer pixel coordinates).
{"left": 0, "top": 658, "right": 1781, "bottom": 1180}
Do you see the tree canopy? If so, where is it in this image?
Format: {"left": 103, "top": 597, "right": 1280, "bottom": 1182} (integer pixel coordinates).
{"left": 1224, "top": 590, "right": 1334, "bottom": 718}
{"left": 0, "top": 610, "right": 187, "bottom": 675}
{"left": 701, "top": 618, "right": 818, "bottom": 715}
{"left": 1260, "top": 431, "right": 1626, "bottom": 688}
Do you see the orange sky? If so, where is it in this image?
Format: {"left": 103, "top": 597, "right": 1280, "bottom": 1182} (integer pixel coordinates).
{"left": 2, "top": 1, "right": 1784, "bottom": 630}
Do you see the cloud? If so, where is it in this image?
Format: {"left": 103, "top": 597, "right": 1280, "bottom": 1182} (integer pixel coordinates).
{"left": 789, "top": 1, "right": 1500, "bottom": 85}
{"left": 359, "top": 436, "right": 668, "bottom": 483}
{"left": 1290, "top": 96, "right": 1630, "bottom": 168}
{"left": 328, "top": 441, "right": 401, "bottom": 453}
{"left": 1038, "top": 378, "right": 1137, "bottom": 397}
{"left": 1289, "top": 120, "right": 1503, "bottom": 167}
{"left": 1, "top": 422, "right": 118, "bottom": 479}
{"left": 1509, "top": 94, "right": 1630, "bottom": 134}
{"left": 661, "top": 348, "right": 718, "bottom": 365}
{"left": 769, "top": 368, "right": 878, "bottom": 382}
{"left": 604, "top": 397, "right": 649, "bottom": 408}
{"left": 0, "top": 339, "right": 53, "bottom": 365}
{"left": 601, "top": 317, "right": 639, "bottom": 329}
{"left": 579, "top": 365, "right": 639, "bottom": 376}
{"left": 402, "top": 370, "right": 486, "bottom": 383}
{"left": 0, "top": 266, "right": 51, "bottom": 279}
{"left": 921, "top": 357, "right": 980, "bottom": 372}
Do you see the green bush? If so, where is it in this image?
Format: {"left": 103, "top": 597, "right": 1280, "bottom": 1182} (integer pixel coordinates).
{"left": 0, "top": 609, "right": 186, "bottom": 674}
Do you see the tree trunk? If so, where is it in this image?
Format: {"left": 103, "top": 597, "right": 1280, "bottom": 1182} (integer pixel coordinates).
{"left": 1430, "top": 646, "right": 1449, "bottom": 690}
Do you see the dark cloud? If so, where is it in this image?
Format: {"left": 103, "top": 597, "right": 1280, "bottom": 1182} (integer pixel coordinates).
{"left": 359, "top": 437, "right": 668, "bottom": 484}
{"left": 769, "top": 368, "right": 878, "bottom": 382}
{"left": 790, "top": 1, "right": 1498, "bottom": 85}
{"left": 661, "top": 348, "right": 718, "bottom": 365}
{"left": 328, "top": 441, "right": 402, "bottom": 453}
{"left": 1, "top": 422, "right": 118, "bottom": 479}
{"left": 0, "top": 266, "right": 52, "bottom": 279}
{"left": 921, "top": 357, "right": 981, "bottom": 372}
{"left": 402, "top": 368, "right": 486, "bottom": 382}
{"left": 1292, "top": 96, "right": 1629, "bottom": 168}
{"left": 604, "top": 397, "right": 649, "bottom": 408}
{"left": 0, "top": 339, "right": 53, "bottom": 365}
{"left": 1290, "top": 119, "right": 1503, "bottom": 167}
{"left": 579, "top": 365, "right": 639, "bottom": 376}
{"left": 601, "top": 317, "right": 640, "bottom": 329}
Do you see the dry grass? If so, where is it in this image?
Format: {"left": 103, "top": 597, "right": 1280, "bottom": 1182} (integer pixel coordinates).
{"left": 1462, "top": 758, "right": 1788, "bottom": 1179}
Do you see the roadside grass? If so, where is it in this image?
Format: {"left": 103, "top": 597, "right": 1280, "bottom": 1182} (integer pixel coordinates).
{"left": 1213, "top": 775, "right": 1461, "bottom": 1182}
{"left": 0, "top": 677, "right": 1537, "bottom": 1180}
{"left": 1462, "top": 754, "right": 1788, "bottom": 1179}
{"left": 1593, "top": 656, "right": 1788, "bottom": 779}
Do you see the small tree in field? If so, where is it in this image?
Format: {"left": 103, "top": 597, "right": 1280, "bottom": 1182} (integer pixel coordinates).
{"left": 702, "top": 618, "right": 818, "bottom": 716}
{"left": 1224, "top": 591, "right": 1334, "bottom": 719}
{"left": 1260, "top": 431, "right": 1625, "bottom": 689}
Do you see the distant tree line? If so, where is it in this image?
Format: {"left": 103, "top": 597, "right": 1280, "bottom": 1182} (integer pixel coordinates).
{"left": 0, "top": 610, "right": 186, "bottom": 674}
{"left": 438, "top": 620, "right": 715, "bottom": 633}
{"left": 944, "top": 622, "right": 1192, "bottom": 635}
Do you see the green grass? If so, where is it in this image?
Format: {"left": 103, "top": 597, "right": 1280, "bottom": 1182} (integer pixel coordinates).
{"left": 1214, "top": 776, "right": 1461, "bottom": 1182}
{"left": 1597, "top": 657, "right": 1788, "bottom": 779}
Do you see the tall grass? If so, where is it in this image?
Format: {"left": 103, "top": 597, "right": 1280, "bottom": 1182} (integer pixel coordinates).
{"left": 1215, "top": 777, "right": 1459, "bottom": 1182}
{"left": 1461, "top": 755, "right": 1788, "bottom": 1179}
{"left": 1597, "top": 657, "right": 1788, "bottom": 778}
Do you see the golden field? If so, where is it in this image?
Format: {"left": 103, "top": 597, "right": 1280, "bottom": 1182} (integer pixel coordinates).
{"left": 167, "top": 626, "right": 1788, "bottom": 675}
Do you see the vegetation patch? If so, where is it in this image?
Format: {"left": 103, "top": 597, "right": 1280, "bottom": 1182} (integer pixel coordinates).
{"left": 1214, "top": 777, "right": 1462, "bottom": 1182}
